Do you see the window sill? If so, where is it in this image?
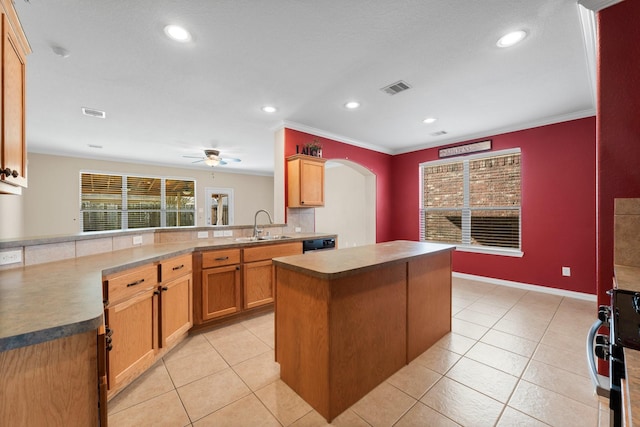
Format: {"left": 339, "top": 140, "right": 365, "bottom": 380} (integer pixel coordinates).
{"left": 455, "top": 245, "right": 523, "bottom": 257}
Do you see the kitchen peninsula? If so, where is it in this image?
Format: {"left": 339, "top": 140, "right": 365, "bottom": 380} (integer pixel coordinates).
{"left": 0, "top": 229, "right": 335, "bottom": 425}
{"left": 273, "top": 240, "right": 454, "bottom": 422}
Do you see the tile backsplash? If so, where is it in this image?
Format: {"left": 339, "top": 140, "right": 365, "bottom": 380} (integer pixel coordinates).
{"left": 615, "top": 198, "right": 640, "bottom": 267}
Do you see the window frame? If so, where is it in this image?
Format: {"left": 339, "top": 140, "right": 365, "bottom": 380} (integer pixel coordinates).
{"left": 79, "top": 171, "right": 196, "bottom": 232}
{"left": 419, "top": 148, "right": 523, "bottom": 257}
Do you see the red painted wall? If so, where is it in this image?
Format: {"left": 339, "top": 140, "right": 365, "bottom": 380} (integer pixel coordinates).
{"left": 285, "top": 118, "right": 596, "bottom": 294}
{"left": 283, "top": 129, "right": 394, "bottom": 242}
{"left": 597, "top": 0, "right": 640, "bottom": 305}
{"left": 391, "top": 118, "right": 597, "bottom": 294}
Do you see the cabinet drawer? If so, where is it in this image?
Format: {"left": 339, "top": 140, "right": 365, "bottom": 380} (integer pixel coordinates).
{"left": 202, "top": 249, "right": 241, "bottom": 269}
{"left": 104, "top": 264, "right": 158, "bottom": 305}
{"left": 160, "top": 254, "right": 192, "bottom": 283}
{"left": 244, "top": 242, "right": 303, "bottom": 263}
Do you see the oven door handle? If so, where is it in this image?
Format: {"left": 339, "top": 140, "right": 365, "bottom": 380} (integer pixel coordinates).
{"left": 586, "top": 318, "right": 610, "bottom": 398}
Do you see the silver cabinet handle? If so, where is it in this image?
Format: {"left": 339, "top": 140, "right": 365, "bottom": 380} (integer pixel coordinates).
{"left": 586, "top": 318, "right": 610, "bottom": 398}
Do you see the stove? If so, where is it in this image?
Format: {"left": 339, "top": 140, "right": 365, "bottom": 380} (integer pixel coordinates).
{"left": 588, "top": 288, "right": 640, "bottom": 426}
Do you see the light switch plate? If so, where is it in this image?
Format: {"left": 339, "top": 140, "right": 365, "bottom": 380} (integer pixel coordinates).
{"left": 562, "top": 266, "right": 571, "bottom": 277}
{"left": 198, "top": 231, "right": 210, "bottom": 238}
{"left": 223, "top": 230, "right": 233, "bottom": 237}
{"left": 212, "top": 230, "right": 223, "bottom": 237}
{"left": 132, "top": 235, "right": 143, "bottom": 245}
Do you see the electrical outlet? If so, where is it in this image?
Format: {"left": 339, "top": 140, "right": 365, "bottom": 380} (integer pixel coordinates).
{"left": 132, "top": 235, "right": 143, "bottom": 245}
{"left": 223, "top": 230, "right": 233, "bottom": 237}
{"left": 295, "top": 227, "right": 301, "bottom": 232}
{"left": 562, "top": 266, "right": 571, "bottom": 277}
{"left": 212, "top": 230, "right": 223, "bottom": 237}
{"left": 0, "top": 250, "right": 22, "bottom": 265}
{"left": 199, "top": 231, "right": 210, "bottom": 238}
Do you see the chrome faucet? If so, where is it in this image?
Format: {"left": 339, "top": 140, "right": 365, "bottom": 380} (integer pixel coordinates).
{"left": 253, "top": 209, "right": 273, "bottom": 238}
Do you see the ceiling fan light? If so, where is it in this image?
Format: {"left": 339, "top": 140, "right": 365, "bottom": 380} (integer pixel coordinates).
{"left": 204, "top": 157, "right": 220, "bottom": 166}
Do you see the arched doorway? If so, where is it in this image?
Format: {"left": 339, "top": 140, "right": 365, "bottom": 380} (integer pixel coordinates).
{"left": 315, "top": 159, "right": 376, "bottom": 248}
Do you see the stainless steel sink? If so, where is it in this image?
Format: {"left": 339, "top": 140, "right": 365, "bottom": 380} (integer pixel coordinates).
{"left": 258, "top": 235, "right": 291, "bottom": 241}
{"left": 233, "top": 235, "right": 291, "bottom": 242}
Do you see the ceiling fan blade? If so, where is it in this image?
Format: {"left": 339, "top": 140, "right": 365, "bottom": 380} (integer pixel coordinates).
{"left": 221, "top": 157, "right": 241, "bottom": 163}
{"left": 183, "top": 155, "right": 203, "bottom": 159}
{"left": 191, "top": 159, "right": 204, "bottom": 163}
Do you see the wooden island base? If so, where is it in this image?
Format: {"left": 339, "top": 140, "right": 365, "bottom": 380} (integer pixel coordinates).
{"left": 274, "top": 241, "right": 454, "bottom": 422}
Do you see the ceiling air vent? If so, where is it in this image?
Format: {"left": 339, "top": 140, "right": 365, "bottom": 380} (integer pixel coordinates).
{"left": 82, "top": 107, "right": 106, "bottom": 119}
{"left": 381, "top": 80, "right": 411, "bottom": 95}
{"left": 430, "top": 131, "right": 448, "bottom": 137}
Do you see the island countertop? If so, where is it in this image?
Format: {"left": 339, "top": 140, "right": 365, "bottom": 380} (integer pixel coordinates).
{"left": 0, "top": 233, "right": 335, "bottom": 352}
{"left": 273, "top": 240, "right": 455, "bottom": 279}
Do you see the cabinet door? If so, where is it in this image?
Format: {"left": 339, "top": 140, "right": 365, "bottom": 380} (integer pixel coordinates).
{"left": 159, "top": 274, "right": 193, "bottom": 348}
{"left": 105, "top": 288, "right": 156, "bottom": 391}
{"left": 1, "top": 14, "right": 27, "bottom": 190}
{"left": 202, "top": 264, "right": 241, "bottom": 320}
{"left": 244, "top": 259, "right": 274, "bottom": 309}
{"left": 299, "top": 159, "right": 325, "bottom": 206}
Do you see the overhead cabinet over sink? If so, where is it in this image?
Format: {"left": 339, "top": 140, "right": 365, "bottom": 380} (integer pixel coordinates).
{"left": 287, "top": 154, "right": 326, "bottom": 207}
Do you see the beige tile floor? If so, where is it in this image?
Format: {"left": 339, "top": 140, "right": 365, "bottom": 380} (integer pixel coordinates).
{"left": 108, "top": 277, "right": 609, "bottom": 426}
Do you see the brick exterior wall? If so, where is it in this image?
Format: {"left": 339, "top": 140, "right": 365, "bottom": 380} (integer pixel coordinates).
{"left": 422, "top": 153, "right": 521, "bottom": 248}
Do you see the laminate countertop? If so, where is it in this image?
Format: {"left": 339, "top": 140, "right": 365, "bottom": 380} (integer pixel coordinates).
{"left": 0, "top": 233, "right": 334, "bottom": 352}
{"left": 273, "top": 240, "right": 455, "bottom": 280}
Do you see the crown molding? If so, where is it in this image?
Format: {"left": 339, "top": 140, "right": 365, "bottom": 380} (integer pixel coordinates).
{"left": 577, "top": 0, "right": 623, "bottom": 12}
{"left": 279, "top": 121, "right": 393, "bottom": 155}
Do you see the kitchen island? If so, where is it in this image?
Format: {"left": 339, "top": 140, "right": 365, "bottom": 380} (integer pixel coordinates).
{"left": 273, "top": 240, "right": 454, "bottom": 422}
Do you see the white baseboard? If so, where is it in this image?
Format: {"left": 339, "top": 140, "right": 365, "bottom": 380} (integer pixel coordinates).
{"left": 452, "top": 272, "right": 597, "bottom": 302}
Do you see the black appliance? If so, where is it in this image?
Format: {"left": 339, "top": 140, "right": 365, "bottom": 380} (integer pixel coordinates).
{"left": 588, "top": 288, "right": 640, "bottom": 426}
{"left": 302, "top": 238, "right": 336, "bottom": 253}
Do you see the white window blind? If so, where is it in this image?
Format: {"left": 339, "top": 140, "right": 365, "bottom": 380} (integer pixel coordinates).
{"left": 420, "top": 149, "right": 521, "bottom": 252}
{"left": 80, "top": 172, "right": 195, "bottom": 232}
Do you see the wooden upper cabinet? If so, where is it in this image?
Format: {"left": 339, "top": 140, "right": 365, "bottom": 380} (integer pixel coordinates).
{"left": 287, "top": 154, "right": 326, "bottom": 207}
{"left": 1, "top": 2, "right": 30, "bottom": 195}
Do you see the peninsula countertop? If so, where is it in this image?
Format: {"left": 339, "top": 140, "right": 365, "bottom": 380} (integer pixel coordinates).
{"left": 0, "top": 233, "right": 335, "bottom": 352}
{"left": 273, "top": 240, "right": 455, "bottom": 279}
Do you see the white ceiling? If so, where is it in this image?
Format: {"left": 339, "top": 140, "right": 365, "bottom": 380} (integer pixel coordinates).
{"left": 14, "top": 0, "right": 595, "bottom": 175}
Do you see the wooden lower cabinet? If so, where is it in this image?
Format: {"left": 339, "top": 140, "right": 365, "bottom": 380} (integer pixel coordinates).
{"left": 0, "top": 330, "right": 100, "bottom": 426}
{"left": 244, "top": 259, "right": 274, "bottom": 308}
{"left": 243, "top": 241, "right": 303, "bottom": 309}
{"left": 105, "top": 288, "right": 156, "bottom": 392}
{"left": 159, "top": 273, "right": 192, "bottom": 348}
{"left": 103, "top": 254, "right": 193, "bottom": 398}
{"left": 195, "top": 242, "right": 303, "bottom": 327}
{"left": 202, "top": 264, "right": 241, "bottom": 320}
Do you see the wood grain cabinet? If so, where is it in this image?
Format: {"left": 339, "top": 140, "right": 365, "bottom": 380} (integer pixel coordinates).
{"left": 244, "top": 242, "right": 303, "bottom": 309}
{"left": 200, "top": 249, "right": 242, "bottom": 320}
{"left": 158, "top": 254, "right": 193, "bottom": 349}
{"left": 103, "top": 254, "right": 193, "bottom": 397}
{"left": 0, "top": 1, "right": 30, "bottom": 195}
{"left": 103, "top": 264, "right": 158, "bottom": 394}
{"left": 287, "top": 154, "right": 326, "bottom": 207}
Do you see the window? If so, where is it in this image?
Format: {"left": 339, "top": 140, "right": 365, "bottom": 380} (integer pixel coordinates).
{"left": 420, "top": 149, "right": 521, "bottom": 255}
{"left": 80, "top": 172, "right": 195, "bottom": 232}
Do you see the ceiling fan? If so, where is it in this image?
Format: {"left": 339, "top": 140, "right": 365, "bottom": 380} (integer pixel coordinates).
{"left": 183, "top": 149, "right": 241, "bottom": 167}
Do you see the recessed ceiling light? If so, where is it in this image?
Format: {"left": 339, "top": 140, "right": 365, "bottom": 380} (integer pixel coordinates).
{"left": 262, "top": 105, "right": 277, "bottom": 113}
{"left": 496, "top": 30, "right": 527, "bottom": 48}
{"left": 423, "top": 117, "right": 437, "bottom": 124}
{"left": 344, "top": 101, "right": 360, "bottom": 109}
{"left": 164, "top": 25, "right": 192, "bottom": 42}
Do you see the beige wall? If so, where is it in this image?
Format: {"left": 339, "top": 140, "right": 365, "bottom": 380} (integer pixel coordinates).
{"left": 19, "top": 153, "right": 274, "bottom": 238}
{"left": 315, "top": 161, "right": 376, "bottom": 248}
{"left": 0, "top": 192, "right": 25, "bottom": 239}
